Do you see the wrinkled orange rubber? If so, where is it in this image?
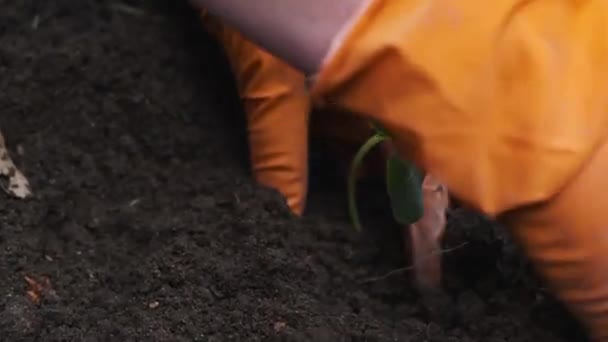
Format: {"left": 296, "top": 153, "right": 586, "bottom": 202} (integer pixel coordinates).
{"left": 312, "top": 0, "right": 608, "bottom": 216}
{"left": 202, "top": 13, "right": 310, "bottom": 215}
{"left": 503, "top": 137, "right": 608, "bottom": 341}
{"left": 203, "top": 10, "right": 396, "bottom": 212}
{"left": 309, "top": 0, "right": 608, "bottom": 338}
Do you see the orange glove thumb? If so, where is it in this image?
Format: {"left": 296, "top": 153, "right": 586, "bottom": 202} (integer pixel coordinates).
{"left": 202, "top": 13, "right": 310, "bottom": 215}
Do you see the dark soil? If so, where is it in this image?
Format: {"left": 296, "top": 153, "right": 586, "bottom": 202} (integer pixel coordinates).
{"left": 0, "top": 1, "right": 590, "bottom": 341}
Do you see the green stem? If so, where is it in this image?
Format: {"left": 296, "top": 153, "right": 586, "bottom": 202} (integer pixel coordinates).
{"left": 348, "top": 133, "right": 387, "bottom": 232}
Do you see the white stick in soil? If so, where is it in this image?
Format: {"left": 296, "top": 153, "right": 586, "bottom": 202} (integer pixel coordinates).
{"left": 409, "top": 174, "right": 449, "bottom": 291}
{"left": 0, "top": 130, "right": 32, "bottom": 199}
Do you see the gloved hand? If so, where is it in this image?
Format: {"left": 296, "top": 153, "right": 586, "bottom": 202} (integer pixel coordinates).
{"left": 201, "top": 11, "right": 449, "bottom": 292}
{"left": 308, "top": 1, "right": 608, "bottom": 340}
{"left": 201, "top": 12, "right": 310, "bottom": 215}
{"left": 195, "top": 0, "right": 608, "bottom": 339}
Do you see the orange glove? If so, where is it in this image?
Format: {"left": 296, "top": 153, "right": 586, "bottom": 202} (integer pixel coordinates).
{"left": 309, "top": 0, "right": 608, "bottom": 339}
{"left": 202, "top": 11, "right": 450, "bottom": 293}
{"left": 201, "top": 11, "right": 404, "bottom": 214}
{"left": 202, "top": 13, "right": 310, "bottom": 215}
{"left": 503, "top": 136, "right": 608, "bottom": 341}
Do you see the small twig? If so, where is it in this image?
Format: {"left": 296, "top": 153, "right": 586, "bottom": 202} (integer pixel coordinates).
{"left": 109, "top": 3, "right": 149, "bottom": 18}
{"left": 31, "top": 15, "right": 40, "bottom": 30}
{"left": 109, "top": 3, "right": 166, "bottom": 23}
{"left": 360, "top": 242, "right": 469, "bottom": 283}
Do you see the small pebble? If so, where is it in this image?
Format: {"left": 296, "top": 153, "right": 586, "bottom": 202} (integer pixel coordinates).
{"left": 273, "top": 321, "right": 287, "bottom": 332}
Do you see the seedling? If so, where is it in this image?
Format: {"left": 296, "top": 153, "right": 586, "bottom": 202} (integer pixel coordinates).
{"left": 348, "top": 123, "right": 425, "bottom": 231}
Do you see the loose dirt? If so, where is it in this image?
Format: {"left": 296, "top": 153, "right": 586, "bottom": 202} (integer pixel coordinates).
{"left": 0, "top": 1, "right": 588, "bottom": 341}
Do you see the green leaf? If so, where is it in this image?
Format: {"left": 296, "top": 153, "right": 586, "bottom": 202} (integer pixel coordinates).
{"left": 385, "top": 154, "right": 425, "bottom": 225}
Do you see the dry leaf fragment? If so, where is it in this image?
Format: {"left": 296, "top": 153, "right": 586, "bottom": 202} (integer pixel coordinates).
{"left": 24, "top": 275, "right": 52, "bottom": 305}
{"left": 0, "top": 131, "right": 32, "bottom": 199}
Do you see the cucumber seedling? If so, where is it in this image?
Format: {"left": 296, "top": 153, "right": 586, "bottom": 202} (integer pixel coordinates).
{"left": 347, "top": 123, "right": 425, "bottom": 232}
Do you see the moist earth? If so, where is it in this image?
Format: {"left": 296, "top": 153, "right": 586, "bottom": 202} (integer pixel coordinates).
{"left": 0, "top": 1, "right": 589, "bottom": 341}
